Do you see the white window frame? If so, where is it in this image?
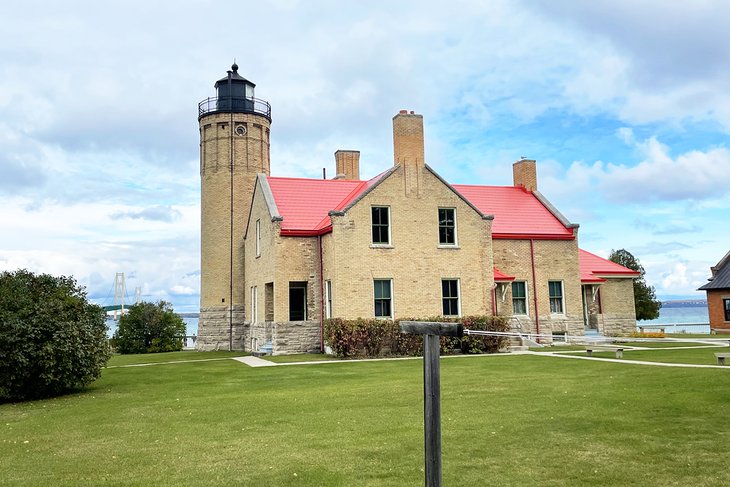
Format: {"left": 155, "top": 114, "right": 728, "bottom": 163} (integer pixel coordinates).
{"left": 371, "top": 206, "right": 392, "bottom": 246}
{"left": 438, "top": 207, "right": 458, "bottom": 247}
{"left": 325, "top": 280, "right": 333, "bottom": 319}
{"left": 441, "top": 279, "right": 461, "bottom": 317}
{"left": 255, "top": 219, "right": 261, "bottom": 257}
{"left": 374, "top": 279, "right": 393, "bottom": 319}
{"left": 548, "top": 280, "right": 565, "bottom": 315}
{"left": 511, "top": 281, "right": 529, "bottom": 316}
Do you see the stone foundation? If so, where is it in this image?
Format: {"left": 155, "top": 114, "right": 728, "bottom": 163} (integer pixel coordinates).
{"left": 197, "top": 305, "right": 247, "bottom": 351}
{"left": 249, "top": 320, "right": 321, "bottom": 355}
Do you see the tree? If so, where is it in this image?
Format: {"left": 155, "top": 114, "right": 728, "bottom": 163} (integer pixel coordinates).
{"left": 0, "top": 269, "right": 111, "bottom": 402}
{"left": 608, "top": 249, "right": 662, "bottom": 320}
{"left": 113, "top": 301, "right": 186, "bottom": 354}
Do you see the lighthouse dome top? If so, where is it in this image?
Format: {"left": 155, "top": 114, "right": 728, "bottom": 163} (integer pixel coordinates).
{"left": 198, "top": 63, "right": 271, "bottom": 121}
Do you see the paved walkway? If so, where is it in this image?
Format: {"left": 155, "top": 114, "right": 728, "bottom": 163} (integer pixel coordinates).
{"left": 233, "top": 348, "right": 730, "bottom": 370}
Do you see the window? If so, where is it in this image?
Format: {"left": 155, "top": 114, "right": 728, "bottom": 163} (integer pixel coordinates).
{"left": 264, "top": 282, "right": 274, "bottom": 321}
{"left": 371, "top": 206, "right": 390, "bottom": 245}
{"left": 374, "top": 279, "right": 393, "bottom": 318}
{"left": 250, "top": 286, "right": 258, "bottom": 323}
{"left": 289, "top": 282, "right": 307, "bottom": 321}
{"left": 325, "top": 280, "right": 333, "bottom": 319}
{"left": 512, "top": 281, "right": 528, "bottom": 315}
{"left": 255, "top": 219, "right": 261, "bottom": 257}
{"left": 724, "top": 298, "right": 730, "bottom": 322}
{"left": 438, "top": 208, "right": 456, "bottom": 245}
{"left": 442, "top": 279, "right": 460, "bottom": 316}
{"left": 548, "top": 281, "right": 564, "bottom": 314}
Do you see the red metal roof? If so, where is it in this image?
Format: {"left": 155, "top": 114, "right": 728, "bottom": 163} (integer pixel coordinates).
{"left": 579, "top": 249, "right": 640, "bottom": 282}
{"left": 267, "top": 174, "right": 575, "bottom": 239}
{"left": 267, "top": 177, "right": 375, "bottom": 236}
{"left": 493, "top": 267, "right": 515, "bottom": 282}
{"left": 452, "top": 185, "right": 575, "bottom": 239}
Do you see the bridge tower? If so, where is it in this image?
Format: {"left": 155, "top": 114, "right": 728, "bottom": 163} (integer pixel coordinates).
{"left": 197, "top": 63, "right": 271, "bottom": 350}
{"left": 113, "top": 272, "right": 126, "bottom": 320}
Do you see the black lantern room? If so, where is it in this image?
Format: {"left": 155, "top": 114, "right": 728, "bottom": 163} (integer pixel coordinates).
{"left": 199, "top": 63, "right": 271, "bottom": 120}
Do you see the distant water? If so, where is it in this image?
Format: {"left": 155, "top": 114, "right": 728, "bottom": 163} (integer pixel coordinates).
{"left": 637, "top": 305, "right": 710, "bottom": 333}
{"left": 106, "top": 317, "right": 198, "bottom": 338}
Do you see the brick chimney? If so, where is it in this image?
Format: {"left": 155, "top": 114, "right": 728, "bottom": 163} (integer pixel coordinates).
{"left": 393, "top": 110, "right": 425, "bottom": 167}
{"left": 334, "top": 150, "right": 360, "bottom": 180}
{"left": 513, "top": 158, "right": 537, "bottom": 192}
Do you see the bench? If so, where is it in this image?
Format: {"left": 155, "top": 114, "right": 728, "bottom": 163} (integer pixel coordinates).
{"left": 714, "top": 353, "right": 730, "bottom": 365}
{"left": 585, "top": 346, "right": 624, "bottom": 359}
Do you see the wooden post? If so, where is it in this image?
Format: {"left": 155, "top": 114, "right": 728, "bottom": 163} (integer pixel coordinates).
{"left": 400, "top": 321, "right": 463, "bottom": 487}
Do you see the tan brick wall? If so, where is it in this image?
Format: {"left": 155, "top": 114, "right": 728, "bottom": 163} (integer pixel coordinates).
{"left": 707, "top": 290, "right": 730, "bottom": 330}
{"left": 244, "top": 184, "right": 321, "bottom": 352}
{"left": 325, "top": 165, "right": 493, "bottom": 320}
{"left": 493, "top": 238, "right": 583, "bottom": 336}
{"left": 199, "top": 111, "right": 271, "bottom": 350}
{"left": 594, "top": 278, "right": 637, "bottom": 335}
{"left": 243, "top": 185, "right": 278, "bottom": 324}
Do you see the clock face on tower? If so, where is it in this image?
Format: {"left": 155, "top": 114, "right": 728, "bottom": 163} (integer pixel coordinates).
{"left": 235, "top": 125, "right": 247, "bottom": 136}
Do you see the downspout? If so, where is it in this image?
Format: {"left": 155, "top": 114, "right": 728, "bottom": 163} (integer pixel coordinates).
{"left": 318, "top": 235, "right": 325, "bottom": 352}
{"left": 228, "top": 70, "right": 234, "bottom": 352}
{"left": 530, "top": 239, "right": 540, "bottom": 339}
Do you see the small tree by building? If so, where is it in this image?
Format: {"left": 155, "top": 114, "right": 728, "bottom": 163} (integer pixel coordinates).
{"left": 0, "top": 269, "right": 111, "bottom": 402}
{"left": 609, "top": 249, "right": 662, "bottom": 320}
{"left": 113, "top": 301, "right": 186, "bottom": 354}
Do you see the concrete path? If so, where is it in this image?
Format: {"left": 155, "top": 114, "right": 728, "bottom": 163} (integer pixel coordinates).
{"left": 232, "top": 355, "right": 278, "bottom": 367}
{"left": 529, "top": 351, "right": 730, "bottom": 369}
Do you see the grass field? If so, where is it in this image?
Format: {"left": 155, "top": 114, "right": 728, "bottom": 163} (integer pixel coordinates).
{"left": 2, "top": 351, "right": 730, "bottom": 486}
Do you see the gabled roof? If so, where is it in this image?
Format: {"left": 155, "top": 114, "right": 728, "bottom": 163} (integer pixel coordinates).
{"left": 452, "top": 185, "right": 576, "bottom": 239}
{"left": 579, "top": 249, "right": 640, "bottom": 283}
{"left": 266, "top": 171, "right": 388, "bottom": 236}
{"left": 698, "top": 250, "right": 730, "bottom": 290}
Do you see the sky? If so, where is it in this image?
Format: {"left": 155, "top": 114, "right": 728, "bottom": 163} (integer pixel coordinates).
{"left": 1, "top": 0, "right": 729, "bottom": 312}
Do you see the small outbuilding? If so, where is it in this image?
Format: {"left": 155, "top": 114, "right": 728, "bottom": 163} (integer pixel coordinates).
{"left": 698, "top": 251, "right": 730, "bottom": 333}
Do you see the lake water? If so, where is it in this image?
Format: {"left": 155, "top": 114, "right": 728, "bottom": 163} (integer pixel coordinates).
{"left": 637, "top": 305, "right": 710, "bottom": 333}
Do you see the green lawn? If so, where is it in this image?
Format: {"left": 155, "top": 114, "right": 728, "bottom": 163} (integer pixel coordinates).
{"left": 2, "top": 353, "right": 730, "bottom": 486}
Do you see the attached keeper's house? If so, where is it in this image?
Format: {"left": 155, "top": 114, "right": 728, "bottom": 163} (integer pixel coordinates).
{"left": 197, "top": 65, "right": 640, "bottom": 354}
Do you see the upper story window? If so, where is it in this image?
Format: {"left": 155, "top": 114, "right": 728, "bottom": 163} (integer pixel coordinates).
{"left": 548, "top": 281, "right": 564, "bottom": 314}
{"left": 442, "top": 279, "right": 460, "bottom": 316}
{"left": 255, "top": 219, "right": 261, "bottom": 257}
{"left": 438, "top": 208, "right": 456, "bottom": 246}
{"left": 374, "top": 279, "right": 393, "bottom": 318}
{"left": 512, "top": 281, "right": 528, "bottom": 315}
{"left": 371, "top": 206, "right": 390, "bottom": 245}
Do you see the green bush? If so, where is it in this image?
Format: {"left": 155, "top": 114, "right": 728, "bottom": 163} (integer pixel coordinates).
{"left": 0, "top": 269, "right": 111, "bottom": 402}
{"left": 324, "top": 315, "right": 509, "bottom": 358}
{"left": 112, "top": 301, "right": 186, "bottom": 354}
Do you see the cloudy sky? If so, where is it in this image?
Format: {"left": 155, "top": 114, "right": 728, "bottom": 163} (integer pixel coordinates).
{"left": 2, "top": 0, "right": 729, "bottom": 312}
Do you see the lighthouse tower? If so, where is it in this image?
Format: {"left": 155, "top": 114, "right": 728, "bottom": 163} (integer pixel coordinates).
{"left": 197, "top": 64, "right": 271, "bottom": 350}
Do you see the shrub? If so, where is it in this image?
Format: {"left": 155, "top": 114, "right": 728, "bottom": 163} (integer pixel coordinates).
{"left": 112, "top": 301, "right": 186, "bottom": 354}
{"left": 0, "top": 269, "right": 111, "bottom": 402}
{"left": 629, "top": 331, "right": 666, "bottom": 339}
{"left": 324, "top": 315, "right": 509, "bottom": 358}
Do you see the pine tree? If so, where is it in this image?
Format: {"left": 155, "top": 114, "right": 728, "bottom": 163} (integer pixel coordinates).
{"left": 608, "top": 249, "right": 662, "bottom": 320}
